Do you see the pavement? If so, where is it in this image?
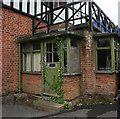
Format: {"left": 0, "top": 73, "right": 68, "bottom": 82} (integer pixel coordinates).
{"left": 2, "top": 102, "right": 117, "bottom": 118}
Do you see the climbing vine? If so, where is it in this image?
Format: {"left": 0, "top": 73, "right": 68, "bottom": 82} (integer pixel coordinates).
{"left": 54, "top": 37, "right": 64, "bottom": 103}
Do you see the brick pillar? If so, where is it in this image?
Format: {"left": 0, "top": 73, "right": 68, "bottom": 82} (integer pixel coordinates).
{"left": 80, "top": 29, "right": 96, "bottom": 95}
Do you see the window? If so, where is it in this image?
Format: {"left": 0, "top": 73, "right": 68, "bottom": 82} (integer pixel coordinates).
{"left": 32, "top": 42, "right": 41, "bottom": 72}
{"left": 46, "top": 42, "right": 58, "bottom": 62}
{"left": 63, "top": 38, "right": 80, "bottom": 74}
{"left": 96, "top": 38, "right": 111, "bottom": 71}
{"left": 22, "top": 42, "right": 41, "bottom": 72}
{"left": 114, "top": 38, "right": 118, "bottom": 70}
{"left": 23, "top": 53, "right": 31, "bottom": 72}
{"left": 71, "top": 39, "right": 77, "bottom": 47}
{"left": 97, "top": 49, "right": 111, "bottom": 71}
{"left": 70, "top": 39, "right": 80, "bottom": 73}
{"left": 96, "top": 37, "right": 120, "bottom": 72}
{"left": 114, "top": 38, "right": 120, "bottom": 71}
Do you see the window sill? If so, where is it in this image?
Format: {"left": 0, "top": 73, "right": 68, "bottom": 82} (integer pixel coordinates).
{"left": 62, "top": 72, "right": 81, "bottom": 76}
{"left": 22, "top": 72, "right": 42, "bottom": 75}
{"left": 95, "top": 71, "right": 114, "bottom": 74}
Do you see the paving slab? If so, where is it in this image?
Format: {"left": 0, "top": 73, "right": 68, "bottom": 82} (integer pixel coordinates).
{"left": 33, "top": 99, "right": 64, "bottom": 112}
{"left": 2, "top": 101, "right": 117, "bottom": 118}
{"left": 2, "top": 102, "right": 57, "bottom": 118}
{"left": 53, "top": 109, "right": 91, "bottom": 117}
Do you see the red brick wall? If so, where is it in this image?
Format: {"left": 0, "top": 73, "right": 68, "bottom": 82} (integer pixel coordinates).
{"left": 79, "top": 29, "right": 117, "bottom": 96}
{"left": 2, "top": 8, "right": 45, "bottom": 94}
{"left": 80, "top": 29, "right": 96, "bottom": 95}
{"left": 0, "top": 9, "right": 2, "bottom": 95}
{"left": 95, "top": 74, "right": 117, "bottom": 95}
{"left": 2, "top": 7, "right": 118, "bottom": 99}
{"left": 22, "top": 74, "right": 42, "bottom": 95}
{"left": 63, "top": 75, "right": 80, "bottom": 100}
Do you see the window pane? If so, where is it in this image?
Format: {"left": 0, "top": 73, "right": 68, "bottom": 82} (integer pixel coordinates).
{"left": 46, "top": 53, "right": 52, "bottom": 62}
{"left": 63, "top": 39, "right": 67, "bottom": 47}
{"left": 53, "top": 43, "right": 57, "bottom": 51}
{"left": 23, "top": 54, "right": 26, "bottom": 71}
{"left": 97, "top": 38, "right": 110, "bottom": 47}
{"left": 115, "top": 50, "right": 117, "bottom": 70}
{"left": 97, "top": 50, "right": 111, "bottom": 71}
{"left": 71, "top": 39, "right": 77, "bottom": 47}
{"left": 47, "top": 43, "right": 52, "bottom": 52}
{"left": 23, "top": 53, "right": 31, "bottom": 72}
{"left": 33, "top": 42, "right": 41, "bottom": 50}
{"left": 53, "top": 53, "right": 58, "bottom": 62}
{"left": 33, "top": 53, "right": 41, "bottom": 71}
{"left": 118, "top": 40, "right": 120, "bottom": 51}
{"left": 26, "top": 53, "right": 31, "bottom": 71}
{"left": 23, "top": 43, "right": 32, "bottom": 52}
{"left": 70, "top": 47, "right": 80, "bottom": 73}
{"left": 114, "top": 38, "right": 117, "bottom": 48}
{"left": 63, "top": 49, "right": 67, "bottom": 73}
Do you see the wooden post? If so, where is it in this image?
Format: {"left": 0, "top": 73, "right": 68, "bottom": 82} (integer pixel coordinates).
{"left": 19, "top": 2, "right": 22, "bottom": 12}
{"left": 34, "top": 1, "right": 37, "bottom": 16}
{"left": 27, "top": 2, "right": 30, "bottom": 14}
{"left": 65, "top": 4, "right": 68, "bottom": 30}
{"left": 10, "top": 0, "right": 14, "bottom": 8}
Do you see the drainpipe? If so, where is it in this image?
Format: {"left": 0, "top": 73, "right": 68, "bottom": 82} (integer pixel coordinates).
{"left": 18, "top": 43, "right": 21, "bottom": 94}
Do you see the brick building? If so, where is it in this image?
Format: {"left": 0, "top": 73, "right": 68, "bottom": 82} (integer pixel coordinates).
{"left": 1, "top": 1, "right": 120, "bottom": 105}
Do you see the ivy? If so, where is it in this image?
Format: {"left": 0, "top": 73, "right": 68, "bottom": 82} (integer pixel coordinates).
{"left": 42, "top": 36, "right": 68, "bottom": 107}
{"left": 54, "top": 37, "right": 64, "bottom": 103}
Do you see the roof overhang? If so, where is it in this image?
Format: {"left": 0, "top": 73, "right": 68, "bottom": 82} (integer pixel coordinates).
{"left": 93, "top": 32, "right": 120, "bottom": 39}
{"left": 18, "top": 30, "right": 85, "bottom": 43}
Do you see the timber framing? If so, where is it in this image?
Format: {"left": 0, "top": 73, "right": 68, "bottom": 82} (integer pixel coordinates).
{"left": 1, "top": 2, "right": 34, "bottom": 19}
{"left": 32, "top": 1, "right": 119, "bottom": 35}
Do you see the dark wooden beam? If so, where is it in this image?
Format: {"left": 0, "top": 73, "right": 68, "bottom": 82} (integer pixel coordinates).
{"left": 2, "top": 3, "right": 33, "bottom": 18}
{"left": 34, "top": 1, "right": 37, "bottom": 16}
{"left": 10, "top": 1, "right": 14, "bottom": 8}
{"left": 19, "top": 2, "right": 22, "bottom": 12}
{"left": 27, "top": 2, "right": 30, "bottom": 14}
{"left": 65, "top": 5, "right": 68, "bottom": 30}
{"left": 92, "top": 4, "right": 98, "bottom": 21}
{"left": 67, "top": 2, "right": 86, "bottom": 22}
{"left": 98, "top": 8, "right": 101, "bottom": 28}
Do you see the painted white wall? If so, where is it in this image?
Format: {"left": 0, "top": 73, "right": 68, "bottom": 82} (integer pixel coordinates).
{"left": 118, "top": 1, "right": 120, "bottom": 27}
{"left": 3, "top": 0, "right": 119, "bottom": 25}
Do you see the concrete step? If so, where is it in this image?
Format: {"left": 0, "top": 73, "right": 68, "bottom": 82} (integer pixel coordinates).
{"left": 29, "top": 94, "right": 53, "bottom": 101}
{"left": 33, "top": 99, "right": 64, "bottom": 112}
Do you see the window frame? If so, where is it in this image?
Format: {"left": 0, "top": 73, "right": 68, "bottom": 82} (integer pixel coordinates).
{"left": 62, "top": 37, "right": 81, "bottom": 75}
{"left": 45, "top": 41, "right": 58, "bottom": 63}
{"left": 95, "top": 37, "right": 119, "bottom": 73}
{"left": 22, "top": 42, "right": 42, "bottom": 74}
